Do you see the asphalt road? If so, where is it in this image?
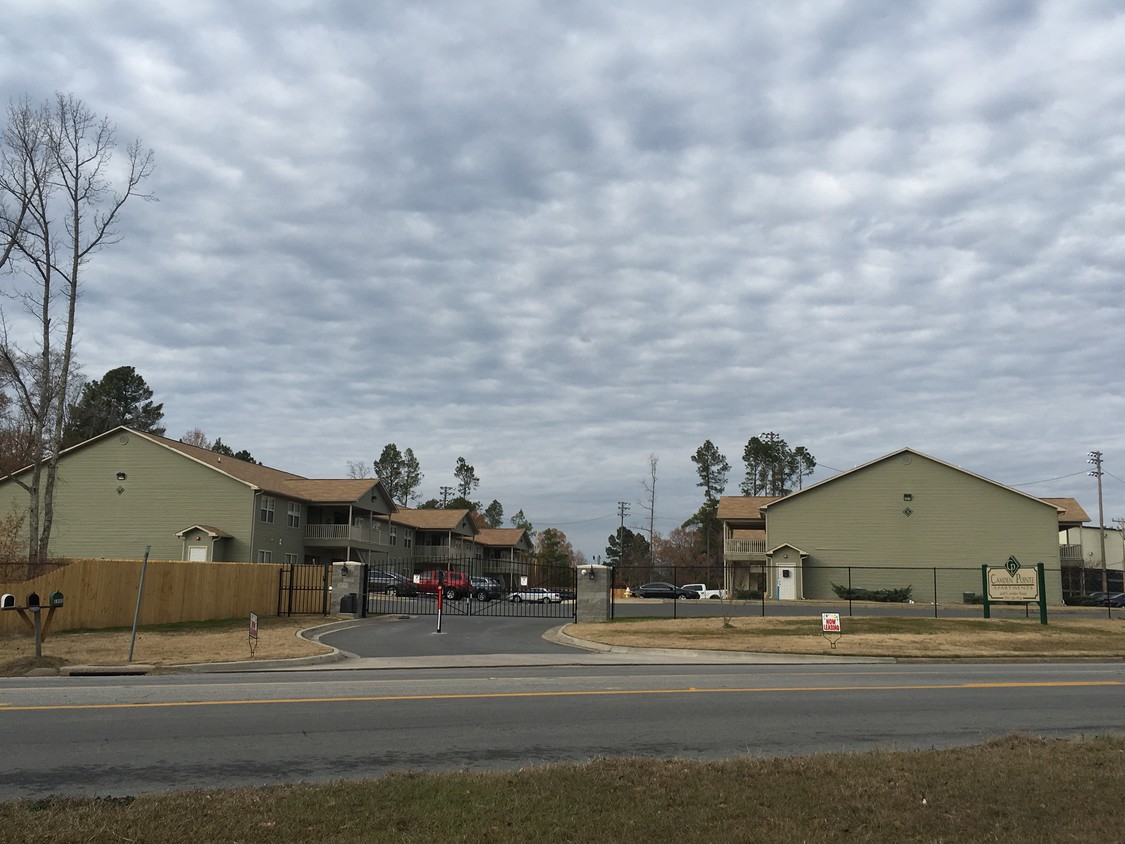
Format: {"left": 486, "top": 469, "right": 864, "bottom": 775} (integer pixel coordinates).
{"left": 2, "top": 660, "right": 1123, "bottom": 801}
{"left": 322, "top": 614, "right": 581, "bottom": 657}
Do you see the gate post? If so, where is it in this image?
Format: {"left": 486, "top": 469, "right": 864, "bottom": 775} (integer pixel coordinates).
{"left": 576, "top": 565, "right": 611, "bottom": 622}
{"left": 330, "top": 561, "right": 364, "bottom": 617}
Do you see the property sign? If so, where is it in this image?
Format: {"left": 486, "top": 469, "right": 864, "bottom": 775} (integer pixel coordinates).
{"left": 821, "top": 613, "right": 841, "bottom": 634}
{"left": 986, "top": 566, "right": 1039, "bottom": 601}
{"left": 249, "top": 612, "right": 259, "bottom": 640}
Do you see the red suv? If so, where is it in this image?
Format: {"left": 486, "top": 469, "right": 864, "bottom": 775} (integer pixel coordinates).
{"left": 415, "top": 570, "right": 473, "bottom": 600}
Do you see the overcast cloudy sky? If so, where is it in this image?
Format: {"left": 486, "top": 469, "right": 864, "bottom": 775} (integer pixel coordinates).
{"left": 3, "top": 1, "right": 1123, "bottom": 557}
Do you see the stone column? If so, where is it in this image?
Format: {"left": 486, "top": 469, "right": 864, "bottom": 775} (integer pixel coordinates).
{"left": 330, "top": 562, "right": 364, "bottom": 616}
{"left": 575, "top": 564, "right": 611, "bottom": 622}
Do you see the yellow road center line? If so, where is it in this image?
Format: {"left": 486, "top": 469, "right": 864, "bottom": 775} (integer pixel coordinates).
{"left": 0, "top": 680, "right": 1119, "bottom": 712}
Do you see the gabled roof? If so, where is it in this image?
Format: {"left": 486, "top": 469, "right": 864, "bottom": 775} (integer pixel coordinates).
{"left": 280, "top": 478, "right": 395, "bottom": 508}
{"left": 766, "top": 543, "right": 808, "bottom": 557}
{"left": 391, "top": 507, "right": 479, "bottom": 534}
{"left": 70, "top": 427, "right": 394, "bottom": 507}
{"left": 763, "top": 447, "right": 1060, "bottom": 513}
{"left": 475, "top": 527, "right": 531, "bottom": 547}
{"left": 717, "top": 496, "right": 779, "bottom": 521}
{"left": 1041, "top": 498, "right": 1089, "bottom": 527}
{"left": 175, "top": 524, "right": 233, "bottom": 539}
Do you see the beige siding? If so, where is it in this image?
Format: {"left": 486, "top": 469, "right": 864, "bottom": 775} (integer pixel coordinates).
{"left": 765, "top": 452, "right": 1062, "bottom": 603}
{"left": 0, "top": 433, "right": 257, "bottom": 561}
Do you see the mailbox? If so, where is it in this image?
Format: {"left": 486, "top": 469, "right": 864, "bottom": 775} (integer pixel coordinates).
{"left": 1, "top": 593, "right": 14, "bottom": 610}
{"left": 26, "top": 592, "right": 40, "bottom": 608}
{"left": 49, "top": 591, "right": 64, "bottom": 608}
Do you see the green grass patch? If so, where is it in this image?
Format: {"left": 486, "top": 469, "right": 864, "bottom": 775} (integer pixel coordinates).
{"left": 1, "top": 735, "right": 1122, "bottom": 843}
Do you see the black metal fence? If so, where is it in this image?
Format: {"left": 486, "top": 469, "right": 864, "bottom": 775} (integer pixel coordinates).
{"left": 611, "top": 563, "right": 1104, "bottom": 620}
{"left": 364, "top": 558, "right": 577, "bottom": 619}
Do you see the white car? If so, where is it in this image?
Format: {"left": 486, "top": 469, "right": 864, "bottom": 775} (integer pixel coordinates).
{"left": 508, "top": 587, "right": 562, "bottom": 603}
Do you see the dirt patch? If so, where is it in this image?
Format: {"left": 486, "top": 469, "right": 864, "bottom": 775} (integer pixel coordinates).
{"left": 0, "top": 616, "right": 338, "bottom": 675}
{"left": 565, "top": 616, "right": 1125, "bottom": 658}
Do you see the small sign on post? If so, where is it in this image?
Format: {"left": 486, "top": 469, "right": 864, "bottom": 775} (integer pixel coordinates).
{"left": 821, "top": 612, "right": 842, "bottom": 648}
{"left": 249, "top": 612, "right": 259, "bottom": 658}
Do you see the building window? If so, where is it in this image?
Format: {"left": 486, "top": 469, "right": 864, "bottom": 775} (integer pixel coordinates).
{"left": 287, "top": 502, "right": 301, "bottom": 528}
{"left": 390, "top": 526, "right": 397, "bottom": 546}
{"left": 257, "top": 550, "right": 273, "bottom": 563}
{"left": 404, "top": 529, "right": 413, "bottom": 549}
{"left": 285, "top": 553, "right": 298, "bottom": 564}
{"left": 260, "top": 496, "right": 275, "bottom": 523}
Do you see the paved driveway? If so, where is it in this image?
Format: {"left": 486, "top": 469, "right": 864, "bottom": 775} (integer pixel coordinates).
{"left": 320, "top": 614, "right": 580, "bottom": 658}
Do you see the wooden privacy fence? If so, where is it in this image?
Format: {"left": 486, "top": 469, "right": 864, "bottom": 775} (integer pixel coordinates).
{"left": 0, "top": 559, "right": 285, "bottom": 634}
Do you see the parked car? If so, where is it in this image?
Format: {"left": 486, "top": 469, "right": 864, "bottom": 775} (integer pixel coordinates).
{"left": 554, "top": 586, "right": 577, "bottom": 601}
{"left": 415, "top": 570, "right": 473, "bottom": 600}
{"left": 508, "top": 587, "right": 562, "bottom": 603}
{"left": 636, "top": 582, "right": 700, "bottom": 600}
{"left": 680, "top": 583, "right": 729, "bottom": 600}
{"left": 1101, "top": 593, "right": 1125, "bottom": 607}
{"left": 367, "top": 569, "right": 418, "bottom": 597}
{"left": 470, "top": 576, "right": 503, "bottom": 602}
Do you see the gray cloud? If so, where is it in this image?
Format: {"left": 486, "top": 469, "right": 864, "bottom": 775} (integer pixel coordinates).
{"left": 3, "top": 0, "right": 1123, "bottom": 555}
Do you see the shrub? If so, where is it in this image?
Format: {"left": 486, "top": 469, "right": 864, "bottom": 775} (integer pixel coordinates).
{"left": 831, "top": 583, "right": 913, "bottom": 602}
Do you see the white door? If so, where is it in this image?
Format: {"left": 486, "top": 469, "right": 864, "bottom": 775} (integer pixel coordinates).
{"left": 188, "top": 546, "right": 207, "bottom": 562}
{"left": 777, "top": 568, "right": 797, "bottom": 600}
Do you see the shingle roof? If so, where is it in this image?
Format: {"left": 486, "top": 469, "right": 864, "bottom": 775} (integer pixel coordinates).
{"left": 475, "top": 527, "right": 529, "bottom": 547}
{"left": 280, "top": 478, "right": 385, "bottom": 504}
{"left": 391, "top": 508, "right": 477, "bottom": 533}
{"left": 135, "top": 430, "right": 388, "bottom": 505}
{"left": 716, "top": 496, "right": 778, "bottom": 520}
{"left": 1041, "top": 498, "right": 1089, "bottom": 526}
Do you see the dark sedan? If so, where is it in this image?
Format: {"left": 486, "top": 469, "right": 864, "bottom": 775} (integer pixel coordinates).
{"left": 635, "top": 581, "right": 700, "bottom": 599}
{"left": 368, "top": 569, "right": 419, "bottom": 597}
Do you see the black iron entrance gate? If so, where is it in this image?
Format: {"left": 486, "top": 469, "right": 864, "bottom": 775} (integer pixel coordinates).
{"left": 278, "top": 562, "right": 331, "bottom": 616}
{"left": 362, "top": 561, "right": 576, "bottom": 620}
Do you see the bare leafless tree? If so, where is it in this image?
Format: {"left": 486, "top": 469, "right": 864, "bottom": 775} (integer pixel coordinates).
{"left": 639, "top": 453, "right": 659, "bottom": 567}
{"left": 0, "top": 93, "right": 154, "bottom": 567}
{"left": 179, "top": 428, "right": 211, "bottom": 449}
{"left": 346, "top": 460, "right": 372, "bottom": 479}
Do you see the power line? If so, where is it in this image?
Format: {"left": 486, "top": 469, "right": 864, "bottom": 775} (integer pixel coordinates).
{"left": 1011, "top": 470, "right": 1091, "bottom": 487}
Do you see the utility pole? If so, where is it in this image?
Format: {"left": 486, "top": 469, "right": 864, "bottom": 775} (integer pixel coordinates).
{"left": 1114, "top": 516, "right": 1125, "bottom": 591}
{"left": 1087, "top": 451, "right": 1107, "bottom": 593}
{"left": 617, "top": 501, "right": 630, "bottom": 569}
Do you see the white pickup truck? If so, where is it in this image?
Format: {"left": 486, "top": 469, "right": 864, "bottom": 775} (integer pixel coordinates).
{"left": 681, "top": 583, "right": 729, "bottom": 600}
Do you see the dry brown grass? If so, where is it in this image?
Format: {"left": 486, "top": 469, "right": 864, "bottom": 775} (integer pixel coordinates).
{"left": 2, "top": 735, "right": 1124, "bottom": 842}
{"left": 0, "top": 615, "right": 336, "bottom": 674}
{"left": 566, "top": 615, "right": 1125, "bottom": 658}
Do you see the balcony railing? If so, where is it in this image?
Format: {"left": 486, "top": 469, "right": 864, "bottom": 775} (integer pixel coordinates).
{"left": 1059, "top": 544, "right": 1086, "bottom": 563}
{"left": 304, "top": 524, "right": 384, "bottom": 545}
{"left": 724, "top": 538, "right": 767, "bottom": 556}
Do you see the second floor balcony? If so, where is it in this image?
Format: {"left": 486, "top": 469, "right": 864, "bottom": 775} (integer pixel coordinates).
{"left": 305, "top": 523, "right": 385, "bottom": 546}
{"left": 724, "top": 537, "right": 767, "bottom": 560}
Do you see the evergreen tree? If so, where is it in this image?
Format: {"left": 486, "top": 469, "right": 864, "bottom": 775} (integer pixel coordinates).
{"left": 63, "top": 366, "right": 164, "bottom": 447}
{"left": 483, "top": 500, "right": 504, "bottom": 528}
{"left": 453, "top": 456, "right": 480, "bottom": 498}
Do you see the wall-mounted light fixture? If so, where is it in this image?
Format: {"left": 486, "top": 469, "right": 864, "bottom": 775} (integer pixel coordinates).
{"left": 586, "top": 568, "right": 596, "bottom": 580}
{"left": 116, "top": 472, "right": 127, "bottom": 481}
{"left": 903, "top": 493, "right": 912, "bottom": 501}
